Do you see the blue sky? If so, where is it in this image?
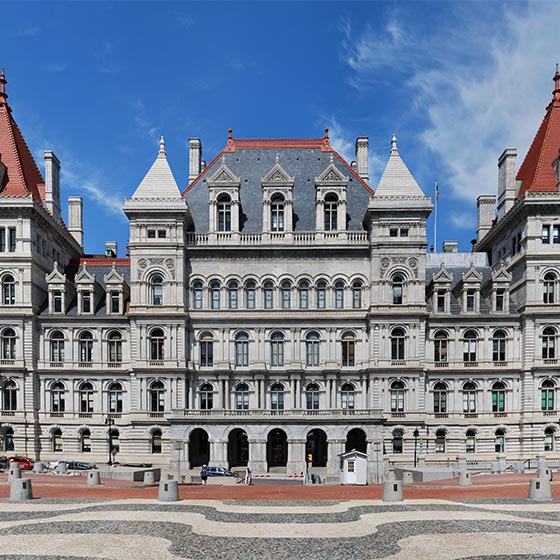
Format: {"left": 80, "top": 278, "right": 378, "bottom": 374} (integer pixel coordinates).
{"left": 2, "top": 1, "right": 559, "bottom": 255}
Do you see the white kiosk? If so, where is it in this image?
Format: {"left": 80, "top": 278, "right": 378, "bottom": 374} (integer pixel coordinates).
{"left": 340, "top": 450, "right": 368, "bottom": 485}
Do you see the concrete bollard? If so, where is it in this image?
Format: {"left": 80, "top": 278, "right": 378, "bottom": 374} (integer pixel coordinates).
{"left": 144, "top": 471, "right": 156, "bottom": 484}
{"left": 8, "top": 463, "right": 21, "bottom": 481}
{"left": 56, "top": 462, "right": 67, "bottom": 474}
{"left": 158, "top": 479, "right": 179, "bottom": 502}
{"left": 458, "top": 470, "right": 472, "bottom": 487}
{"left": 513, "top": 461, "right": 525, "bottom": 474}
{"left": 87, "top": 470, "right": 101, "bottom": 486}
{"left": 537, "top": 456, "right": 551, "bottom": 480}
{"left": 528, "top": 477, "right": 552, "bottom": 501}
{"left": 383, "top": 479, "right": 403, "bottom": 502}
{"left": 402, "top": 471, "right": 414, "bottom": 484}
{"left": 456, "top": 456, "right": 467, "bottom": 472}
{"left": 32, "top": 462, "right": 45, "bottom": 474}
{"left": 9, "top": 478, "right": 32, "bottom": 501}
{"left": 490, "top": 461, "right": 500, "bottom": 474}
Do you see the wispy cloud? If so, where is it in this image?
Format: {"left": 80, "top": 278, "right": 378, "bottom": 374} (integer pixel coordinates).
{"left": 132, "top": 97, "right": 160, "bottom": 142}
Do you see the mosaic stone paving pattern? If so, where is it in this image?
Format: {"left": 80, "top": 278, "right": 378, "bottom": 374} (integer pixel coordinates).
{"left": 0, "top": 498, "right": 560, "bottom": 559}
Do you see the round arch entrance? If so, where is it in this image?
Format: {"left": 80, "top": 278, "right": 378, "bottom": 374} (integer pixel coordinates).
{"left": 228, "top": 428, "right": 249, "bottom": 468}
{"left": 345, "top": 428, "right": 367, "bottom": 454}
{"left": 306, "top": 429, "right": 328, "bottom": 467}
{"left": 189, "top": 428, "right": 210, "bottom": 467}
{"left": 267, "top": 429, "right": 287, "bottom": 470}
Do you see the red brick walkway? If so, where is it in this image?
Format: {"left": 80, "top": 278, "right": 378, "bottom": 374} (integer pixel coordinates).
{"left": 0, "top": 471, "right": 558, "bottom": 501}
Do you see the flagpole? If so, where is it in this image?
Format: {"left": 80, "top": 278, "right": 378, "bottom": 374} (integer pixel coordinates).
{"left": 434, "top": 180, "right": 438, "bottom": 252}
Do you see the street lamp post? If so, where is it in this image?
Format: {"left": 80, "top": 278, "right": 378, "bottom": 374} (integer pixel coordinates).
{"left": 413, "top": 429, "right": 419, "bottom": 467}
{"left": 105, "top": 416, "right": 115, "bottom": 466}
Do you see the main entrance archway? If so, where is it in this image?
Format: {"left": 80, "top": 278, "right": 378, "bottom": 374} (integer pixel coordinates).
{"left": 228, "top": 428, "right": 249, "bottom": 468}
{"left": 346, "top": 428, "right": 367, "bottom": 454}
{"left": 306, "top": 429, "right": 328, "bottom": 467}
{"left": 189, "top": 428, "right": 210, "bottom": 467}
{"left": 267, "top": 429, "right": 287, "bottom": 469}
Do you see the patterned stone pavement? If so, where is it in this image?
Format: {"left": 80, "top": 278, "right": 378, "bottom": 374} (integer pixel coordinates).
{"left": 0, "top": 498, "right": 560, "bottom": 559}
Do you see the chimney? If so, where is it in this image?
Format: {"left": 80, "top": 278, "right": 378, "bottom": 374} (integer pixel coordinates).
{"left": 355, "top": 137, "right": 369, "bottom": 181}
{"left": 188, "top": 138, "right": 202, "bottom": 183}
{"left": 442, "top": 240, "right": 459, "bottom": 253}
{"left": 497, "top": 148, "right": 517, "bottom": 219}
{"left": 477, "top": 195, "right": 496, "bottom": 242}
{"left": 44, "top": 151, "right": 61, "bottom": 221}
{"left": 105, "top": 241, "right": 117, "bottom": 258}
{"left": 67, "top": 196, "right": 83, "bottom": 247}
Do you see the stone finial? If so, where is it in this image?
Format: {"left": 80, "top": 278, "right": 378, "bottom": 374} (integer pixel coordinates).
{"left": 0, "top": 68, "right": 8, "bottom": 106}
{"left": 221, "top": 154, "right": 226, "bottom": 165}
{"left": 159, "top": 136, "right": 166, "bottom": 156}
{"left": 329, "top": 152, "right": 334, "bottom": 164}
{"left": 275, "top": 153, "right": 280, "bottom": 164}
{"left": 391, "top": 134, "right": 398, "bottom": 154}
{"left": 228, "top": 128, "right": 233, "bottom": 140}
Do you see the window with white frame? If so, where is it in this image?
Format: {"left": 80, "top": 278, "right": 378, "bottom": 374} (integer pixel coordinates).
{"left": 270, "top": 195, "right": 285, "bottom": 232}
{"left": 433, "top": 382, "right": 448, "bottom": 413}
{"left": 391, "top": 328, "right": 405, "bottom": 361}
{"left": 390, "top": 381, "right": 405, "bottom": 412}
{"left": 352, "top": 280, "right": 362, "bottom": 308}
{"left": 270, "top": 383, "right": 285, "bottom": 410}
{"left": 79, "top": 331, "right": 93, "bottom": 363}
{"left": 199, "top": 333, "right": 214, "bottom": 367}
{"left": 1, "top": 327, "right": 16, "bottom": 360}
{"left": 192, "top": 281, "right": 203, "bottom": 309}
{"left": 544, "top": 272, "right": 556, "bottom": 304}
{"left": 51, "top": 382, "right": 65, "bottom": 413}
{"left": 245, "top": 281, "right": 256, "bottom": 309}
{"left": 235, "top": 383, "right": 249, "bottom": 410}
{"left": 492, "top": 382, "right": 506, "bottom": 413}
{"left": 544, "top": 427, "right": 555, "bottom": 451}
{"left": 281, "top": 281, "right": 291, "bottom": 309}
{"left": 234, "top": 332, "right": 249, "bottom": 367}
{"left": 324, "top": 193, "right": 338, "bottom": 231}
{"left": 316, "top": 280, "right": 326, "bottom": 309}
{"left": 50, "top": 331, "right": 65, "bottom": 363}
{"left": 151, "top": 275, "right": 163, "bottom": 305}
{"left": 79, "top": 382, "right": 94, "bottom": 413}
{"left": 434, "top": 330, "right": 448, "bottom": 363}
{"left": 200, "top": 383, "right": 214, "bottom": 410}
{"left": 542, "top": 327, "right": 556, "bottom": 359}
{"left": 149, "top": 381, "right": 165, "bottom": 412}
{"left": 270, "top": 332, "right": 285, "bottom": 367}
{"left": 108, "top": 331, "right": 122, "bottom": 363}
{"left": 264, "top": 281, "right": 274, "bottom": 309}
{"left": 341, "top": 332, "right": 356, "bottom": 366}
{"left": 493, "top": 330, "right": 507, "bottom": 362}
{"left": 108, "top": 382, "right": 123, "bottom": 413}
{"left": 334, "top": 281, "right": 344, "bottom": 309}
{"left": 340, "top": 383, "right": 355, "bottom": 410}
{"left": 541, "top": 379, "right": 555, "bottom": 411}
{"left": 305, "top": 383, "right": 320, "bottom": 410}
{"left": 462, "top": 381, "right": 477, "bottom": 413}
{"left": 217, "top": 194, "right": 232, "bottom": 232}
{"left": 150, "top": 328, "right": 165, "bottom": 361}
{"left": 3, "top": 380, "right": 17, "bottom": 411}
{"left": 2, "top": 274, "right": 15, "bottom": 305}
{"left": 210, "top": 281, "right": 221, "bottom": 310}
{"left": 466, "top": 429, "right": 476, "bottom": 453}
{"left": 299, "top": 281, "right": 309, "bottom": 309}
{"left": 305, "top": 331, "right": 320, "bottom": 367}
{"left": 392, "top": 275, "right": 403, "bottom": 305}
{"left": 435, "top": 429, "right": 446, "bottom": 453}
{"left": 228, "top": 281, "right": 239, "bottom": 309}
{"left": 463, "top": 330, "right": 478, "bottom": 363}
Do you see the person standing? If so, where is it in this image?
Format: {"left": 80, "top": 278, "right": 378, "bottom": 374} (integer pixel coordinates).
{"left": 201, "top": 464, "right": 208, "bottom": 485}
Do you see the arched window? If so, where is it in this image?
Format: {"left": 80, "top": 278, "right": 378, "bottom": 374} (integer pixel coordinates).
{"left": 392, "top": 429, "right": 403, "bottom": 453}
{"left": 234, "top": 332, "right": 249, "bottom": 367}
{"left": 52, "top": 428, "right": 63, "bottom": 453}
{"left": 79, "top": 382, "right": 94, "bottom": 413}
{"left": 435, "top": 429, "right": 446, "bottom": 453}
{"left": 492, "top": 330, "right": 507, "bottom": 362}
{"left": 200, "top": 333, "right": 214, "bottom": 367}
{"left": 463, "top": 381, "right": 477, "bottom": 413}
{"left": 495, "top": 428, "right": 505, "bottom": 453}
{"left": 305, "top": 331, "right": 320, "bottom": 367}
{"left": 151, "top": 274, "right": 163, "bottom": 305}
{"left": 466, "top": 429, "right": 476, "bottom": 453}
{"left": 434, "top": 330, "right": 448, "bottom": 363}
{"left": 149, "top": 381, "right": 165, "bottom": 413}
{"left": 200, "top": 383, "right": 214, "bottom": 410}
{"left": 245, "top": 281, "right": 256, "bottom": 309}
{"left": 228, "top": 281, "right": 239, "bottom": 309}
{"left": 235, "top": 383, "right": 249, "bottom": 410}
{"left": 151, "top": 429, "right": 162, "bottom": 454}
{"left": 324, "top": 193, "right": 338, "bottom": 231}
{"left": 50, "top": 330, "right": 65, "bottom": 363}
{"left": 3, "top": 380, "right": 16, "bottom": 411}
{"left": 392, "top": 275, "right": 403, "bottom": 305}
{"left": 334, "top": 281, "right": 344, "bottom": 309}
{"left": 541, "top": 379, "right": 555, "bottom": 411}
{"left": 210, "top": 281, "right": 221, "bottom": 310}
{"left": 463, "top": 330, "right": 478, "bottom": 363}
{"left": 341, "top": 332, "right": 355, "bottom": 367}
{"left": 352, "top": 280, "right": 362, "bottom": 308}
{"left": 150, "top": 328, "right": 165, "bottom": 361}
{"left": 299, "top": 281, "right": 309, "bottom": 309}
{"left": 433, "top": 382, "right": 448, "bottom": 414}
{"left": 108, "top": 331, "right": 122, "bottom": 364}
{"left": 81, "top": 429, "right": 91, "bottom": 453}
{"left": 1, "top": 327, "right": 16, "bottom": 360}
{"left": 217, "top": 194, "right": 232, "bottom": 232}
{"left": 390, "top": 380, "right": 405, "bottom": 412}
{"left": 51, "top": 381, "right": 65, "bottom": 413}
{"left": 108, "top": 382, "right": 123, "bottom": 413}
{"left": 109, "top": 429, "right": 120, "bottom": 453}
{"left": 270, "top": 382, "right": 285, "bottom": 410}
{"left": 192, "top": 281, "right": 203, "bottom": 310}
{"left": 271, "top": 194, "right": 285, "bottom": 232}
{"left": 341, "top": 383, "right": 355, "bottom": 410}
{"left": 281, "top": 281, "right": 291, "bottom": 309}
{"left": 79, "top": 331, "right": 93, "bottom": 363}
{"left": 4, "top": 427, "right": 14, "bottom": 452}
{"left": 264, "top": 281, "right": 274, "bottom": 309}
{"left": 270, "top": 332, "right": 284, "bottom": 367}
{"left": 492, "top": 381, "right": 506, "bottom": 413}
{"left": 2, "top": 274, "right": 15, "bottom": 305}
{"left": 391, "top": 328, "right": 405, "bottom": 361}
{"left": 542, "top": 327, "right": 556, "bottom": 359}
{"left": 316, "top": 280, "right": 327, "bottom": 309}
{"left": 544, "top": 427, "right": 555, "bottom": 452}
{"left": 305, "top": 383, "right": 320, "bottom": 410}
{"left": 544, "top": 272, "right": 556, "bottom": 304}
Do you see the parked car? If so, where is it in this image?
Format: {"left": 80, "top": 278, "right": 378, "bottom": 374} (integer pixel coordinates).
{"left": 205, "top": 466, "right": 237, "bottom": 477}
{"left": 50, "top": 460, "right": 97, "bottom": 471}
{"left": 8, "top": 456, "right": 34, "bottom": 470}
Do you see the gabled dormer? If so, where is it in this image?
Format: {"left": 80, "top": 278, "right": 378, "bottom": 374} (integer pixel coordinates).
{"left": 261, "top": 154, "right": 294, "bottom": 232}
{"left": 104, "top": 263, "right": 129, "bottom": 315}
{"left": 314, "top": 153, "right": 348, "bottom": 231}
{"left": 482, "top": 260, "right": 512, "bottom": 313}
{"left": 46, "top": 262, "right": 73, "bottom": 314}
{"left": 429, "top": 264, "right": 454, "bottom": 313}
{"left": 74, "top": 262, "right": 103, "bottom": 315}
{"left": 454, "top": 263, "right": 483, "bottom": 313}
{"left": 207, "top": 155, "right": 241, "bottom": 232}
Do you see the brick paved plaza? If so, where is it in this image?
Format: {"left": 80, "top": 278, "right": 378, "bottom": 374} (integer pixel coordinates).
{"left": 0, "top": 472, "right": 559, "bottom": 559}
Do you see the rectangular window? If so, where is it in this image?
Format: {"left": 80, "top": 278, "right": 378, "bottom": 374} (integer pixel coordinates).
{"left": 110, "top": 292, "right": 120, "bottom": 314}
{"left": 53, "top": 291, "right": 63, "bottom": 313}
{"left": 389, "top": 228, "right": 398, "bottom": 237}
{"left": 82, "top": 293, "right": 91, "bottom": 313}
{"left": 554, "top": 225, "right": 560, "bottom": 244}
{"left": 542, "top": 225, "right": 551, "bottom": 244}
{"left": 352, "top": 288, "right": 361, "bottom": 309}
{"left": 8, "top": 228, "right": 16, "bottom": 252}
{"left": 147, "top": 230, "right": 156, "bottom": 239}
{"left": 246, "top": 288, "right": 255, "bottom": 309}
{"left": 400, "top": 229, "right": 409, "bottom": 237}
{"left": 200, "top": 341, "right": 213, "bottom": 367}
{"left": 0, "top": 228, "right": 5, "bottom": 252}
{"left": 347, "top": 460, "right": 355, "bottom": 473}
{"left": 158, "top": 230, "right": 167, "bottom": 238}
{"left": 495, "top": 289, "right": 505, "bottom": 311}
{"left": 466, "top": 290, "right": 475, "bottom": 312}
{"left": 437, "top": 290, "right": 446, "bottom": 312}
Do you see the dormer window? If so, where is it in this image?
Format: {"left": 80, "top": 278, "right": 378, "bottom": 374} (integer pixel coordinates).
{"left": 436, "top": 289, "right": 446, "bottom": 312}
{"left": 466, "top": 289, "right": 476, "bottom": 312}
{"left": 271, "top": 195, "right": 285, "bottom": 232}
{"left": 217, "top": 194, "right": 232, "bottom": 232}
{"left": 81, "top": 292, "right": 92, "bottom": 314}
{"left": 53, "top": 291, "right": 63, "bottom": 313}
{"left": 324, "top": 194, "right": 338, "bottom": 231}
{"left": 110, "top": 291, "right": 120, "bottom": 314}
{"left": 495, "top": 288, "right": 505, "bottom": 311}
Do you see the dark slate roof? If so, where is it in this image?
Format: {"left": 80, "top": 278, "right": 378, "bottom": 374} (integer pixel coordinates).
{"left": 185, "top": 148, "right": 372, "bottom": 232}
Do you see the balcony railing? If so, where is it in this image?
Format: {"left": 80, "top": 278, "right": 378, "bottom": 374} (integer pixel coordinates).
{"left": 0, "top": 359, "right": 15, "bottom": 366}
{"left": 174, "top": 408, "right": 383, "bottom": 419}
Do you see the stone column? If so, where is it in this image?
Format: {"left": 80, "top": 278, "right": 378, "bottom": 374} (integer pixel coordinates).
{"left": 287, "top": 438, "right": 306, "bottom": 475}
{"left": 248, "top": 439, "right": 267, "bottom": 473}
{"left": 368, "top": 439, "right": 383, "bottom": 484}
{"left": 210, "top": 438, "right": 228, "bottom": 468}
{"left": 327, "top": 439, "right": 345, "bottom": 477}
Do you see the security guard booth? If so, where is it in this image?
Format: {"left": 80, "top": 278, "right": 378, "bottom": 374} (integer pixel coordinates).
{"left": 340, "top": 450, "right": 368, "bottom": 485}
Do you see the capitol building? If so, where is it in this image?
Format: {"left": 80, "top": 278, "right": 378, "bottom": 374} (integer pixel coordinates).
{"left": 1, "top": 67, "right": 560, "bottom": 481}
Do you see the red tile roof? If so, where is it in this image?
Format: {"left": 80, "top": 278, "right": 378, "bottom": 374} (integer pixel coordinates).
{"left": 69, "top": 257, "right": 130, "bottom": 267}
{"left": 516, "top": 69, "right": 560, "bottom": 198}
{"left": 0, "top": 70, "right": 45, "bottom": 203}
